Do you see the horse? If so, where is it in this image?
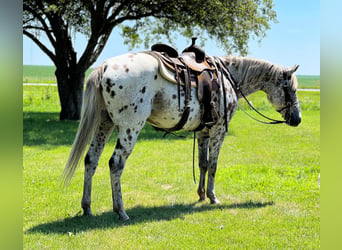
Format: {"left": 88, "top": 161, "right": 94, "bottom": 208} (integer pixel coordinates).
{"left": 61, "top": 52, "right": 301, "bottom": 221}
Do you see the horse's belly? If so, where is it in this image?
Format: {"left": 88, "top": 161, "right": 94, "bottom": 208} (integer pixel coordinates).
{"left": 147, "top": 88, "right": 202, "bottom": 131}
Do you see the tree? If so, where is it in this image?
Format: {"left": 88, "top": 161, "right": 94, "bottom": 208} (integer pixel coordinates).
{"left": 23, "top": 0, "right": 277, "bottom": 120}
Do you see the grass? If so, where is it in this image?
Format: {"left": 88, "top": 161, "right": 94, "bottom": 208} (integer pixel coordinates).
{"left": 23, "top": 65, "right": 320, "bottom": 89}
{"left": 23, "top": 85, "right": 320, "bottom": 248}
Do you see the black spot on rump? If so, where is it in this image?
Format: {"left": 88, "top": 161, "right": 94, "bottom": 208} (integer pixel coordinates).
{"left": 110, "top": 91, "right": 115, "bottom": 97}
{"left": 126, "top": 128, "right": 131, "bottom": 134}
{"left": 141, "top": 86, "right": 146, "bottom": 93}
{"left": 154, "top": 75, "right": 158, "bottom": 80}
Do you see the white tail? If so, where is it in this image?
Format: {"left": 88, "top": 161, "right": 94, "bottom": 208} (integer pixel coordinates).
{"left": 61, "top": 64, "right": 106, "bottom": 186}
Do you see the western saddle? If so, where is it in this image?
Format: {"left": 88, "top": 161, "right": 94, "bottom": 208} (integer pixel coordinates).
{"left": 148, "top": 38, "right": 224, "bottom": 132}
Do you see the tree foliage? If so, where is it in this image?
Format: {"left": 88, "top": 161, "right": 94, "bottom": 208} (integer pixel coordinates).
{"left": 121, "top": 0, "right": 277, "bottom": 55}
{"left": 23, "top": 0, "right": 277, "bottom": 120}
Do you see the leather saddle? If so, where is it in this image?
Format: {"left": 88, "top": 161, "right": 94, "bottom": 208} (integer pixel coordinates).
{"left": 149, "top": 38, "right": 220, "bottom": 131}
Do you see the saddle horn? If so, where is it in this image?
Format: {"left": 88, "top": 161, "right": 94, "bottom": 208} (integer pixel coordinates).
{"left": 182, "top": 37, "right": 206, "bottom": 63}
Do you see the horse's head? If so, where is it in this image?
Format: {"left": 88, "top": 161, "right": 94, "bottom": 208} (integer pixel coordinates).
{"left": 265, "top": 65, "right": 301, "bottom": 127}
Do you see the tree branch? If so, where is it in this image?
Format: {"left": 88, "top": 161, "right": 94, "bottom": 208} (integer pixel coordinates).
{"left": 87, "top": 32, "right": 112, "bottom": 68}
{"left": 23, "top": 30, "right": 56, "bottom": 64}
{"left": 23, "top": 24, "right": 53, "bottom": 33}
{"left": 112, "top": 11, "right": 156, "bottom": 26}
{"left": 24, "top": 4, "right": 56, "bottom": 47}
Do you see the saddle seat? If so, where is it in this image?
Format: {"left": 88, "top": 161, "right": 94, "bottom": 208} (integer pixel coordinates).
{"left": 151, "top": 43, "right": 215, "bottom": 73}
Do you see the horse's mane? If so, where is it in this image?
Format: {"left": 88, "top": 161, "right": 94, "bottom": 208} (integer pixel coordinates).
{"left": 222, "top": 56, "right": 298, "bottom": 90}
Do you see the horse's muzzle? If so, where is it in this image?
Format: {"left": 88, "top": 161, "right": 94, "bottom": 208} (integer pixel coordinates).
{"left": 286, "top": 111, "right": 302, "bottom": 127}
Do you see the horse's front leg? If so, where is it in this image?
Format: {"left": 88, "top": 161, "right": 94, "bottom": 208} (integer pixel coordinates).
{"left": 197, "top": 131, "right": 210, "bottom": 201}
{"left": 207, "top": 125, "right": 227, "bottom": 204}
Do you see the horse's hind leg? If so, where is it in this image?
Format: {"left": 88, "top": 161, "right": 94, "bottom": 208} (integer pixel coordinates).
{"left": 109, "top": 122, "right": 145, "bottom": 221}
{"left": 197, "top": 131, "right": 210, "bottom": 201}
{"left": 81, "top": 111, "right": 114, "bottom": 216}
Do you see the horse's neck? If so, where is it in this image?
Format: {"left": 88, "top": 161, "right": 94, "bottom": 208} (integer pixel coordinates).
{"left": 224, "top": 56, "right": 277, "bottom": 98}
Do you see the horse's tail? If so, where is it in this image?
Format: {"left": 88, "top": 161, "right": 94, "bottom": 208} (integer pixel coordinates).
{"left": 61, "top": 63, "right": 106, "bottom": 187}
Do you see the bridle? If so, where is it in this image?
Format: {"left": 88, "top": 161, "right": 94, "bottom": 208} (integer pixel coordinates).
{"left": 216, "top": 58, "right": 293, "bottom": 125}
{"left": 276, "top": 72, "right": 296, "bottom": 113}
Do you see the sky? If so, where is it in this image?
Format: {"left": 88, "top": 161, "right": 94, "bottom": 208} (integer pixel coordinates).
{"left": 22, "top": 0, "right": 320, "bottom": 75}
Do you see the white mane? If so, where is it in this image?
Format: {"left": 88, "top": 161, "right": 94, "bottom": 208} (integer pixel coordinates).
{"left": 222, "top": 56, "right": 298, "bottom": 90}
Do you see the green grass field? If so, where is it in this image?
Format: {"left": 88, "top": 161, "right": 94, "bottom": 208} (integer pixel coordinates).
{"left": 23, "top": 83, "right": 320, "bottom": 248}
{"left": 23, "top": 65, "right": 320, "bottom": 89}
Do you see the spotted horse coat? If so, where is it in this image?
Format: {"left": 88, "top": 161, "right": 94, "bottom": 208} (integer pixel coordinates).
{"left": 62, "top": 52, "right": 301, "bottom": 221}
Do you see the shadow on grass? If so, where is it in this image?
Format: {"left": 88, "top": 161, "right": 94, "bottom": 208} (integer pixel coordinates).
{"left": 24, "top": 112, "right": 78, "bottom": 146}
{"left": 23, "top": 112, "right": 193, "bottom": 147}
{"left": 26, "top": 201, "right": 273, "bottom": 235}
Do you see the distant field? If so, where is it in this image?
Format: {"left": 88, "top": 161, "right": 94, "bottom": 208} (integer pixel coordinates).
{"left": 23, "top": 65, "right": 93, "bottom": 83}
{"left": 23, "top": 65, "right": 320, "bottom": 89}
{"left": 23, "top": 65, "right": 56, "bottom": 83}
{"left": 296, "top": 75, "right": 320, "bottom": 89}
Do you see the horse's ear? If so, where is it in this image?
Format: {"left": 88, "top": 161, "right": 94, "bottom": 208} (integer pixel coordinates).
{"left": 289, "top": 64, "right": 299, "bottom": 74}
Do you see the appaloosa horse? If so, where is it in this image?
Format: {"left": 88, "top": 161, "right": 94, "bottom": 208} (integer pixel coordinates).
{"left": 62, "top": 52, "right": 301, "bottom": 221}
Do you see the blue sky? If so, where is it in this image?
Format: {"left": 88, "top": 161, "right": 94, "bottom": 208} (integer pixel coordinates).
{"left": 23, "top": 0, "right": 320, "bottom": 75}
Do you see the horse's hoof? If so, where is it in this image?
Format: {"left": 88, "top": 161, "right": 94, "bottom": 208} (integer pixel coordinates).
{"left": 83, "top": 208, "right": 93, "bottom": 216}
{"left": 198, "top": 197, "right": 206, "bottom": 202}
{"left": 210, "top": 198, "right": 220, "bottom": 205}
{"left": 118, "top": 211, "right": 130, "bottom": 222}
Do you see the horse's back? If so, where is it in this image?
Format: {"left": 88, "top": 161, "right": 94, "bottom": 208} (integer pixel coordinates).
{"left": 102, "top": 52, "right": 159, "bottom": 82}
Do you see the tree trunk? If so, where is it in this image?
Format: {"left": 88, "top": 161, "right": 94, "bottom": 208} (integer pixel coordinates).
{"left": 55, "top": 66, "right": 85, "bottom": 120}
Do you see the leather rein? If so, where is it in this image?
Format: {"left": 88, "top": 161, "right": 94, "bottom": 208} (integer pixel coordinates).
{"left": 215, "top": 58, "right": 291, "bottom": 125}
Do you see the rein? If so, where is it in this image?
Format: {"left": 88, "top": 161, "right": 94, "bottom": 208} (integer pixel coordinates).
{"left": 215, "top": 57, "right": 288, "bottom": 125}
{"left": 236, "top": 89, "right": 286, "bottom": 124}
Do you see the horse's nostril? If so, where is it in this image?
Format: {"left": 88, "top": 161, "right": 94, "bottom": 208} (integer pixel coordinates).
{"left": 288, "top": 112, "right": 301, "bottom": 127}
